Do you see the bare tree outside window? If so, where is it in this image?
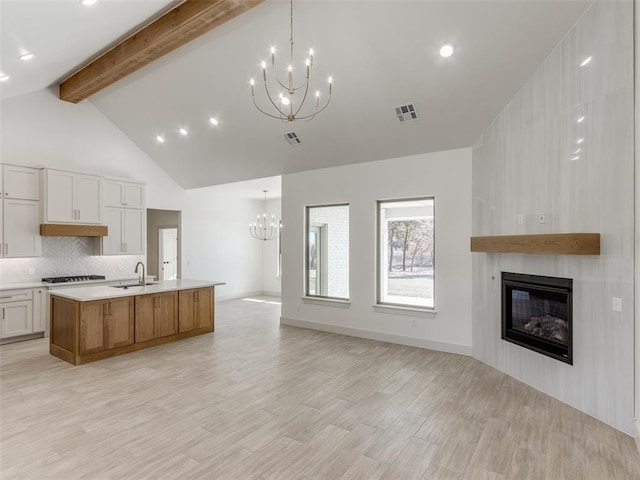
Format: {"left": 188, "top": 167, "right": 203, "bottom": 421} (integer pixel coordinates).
{"left": 378, "top": 198, "right": 434, "bottom": 309}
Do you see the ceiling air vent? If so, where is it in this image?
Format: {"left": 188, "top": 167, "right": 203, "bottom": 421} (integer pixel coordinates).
{"left": 395, "top": 104, "right": 419, "bottom": 123}
{"left": 284, "top": 132, "right": 302, "bottom": 145}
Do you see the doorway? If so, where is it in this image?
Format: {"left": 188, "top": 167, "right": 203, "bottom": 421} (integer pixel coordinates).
{"left": 146, "top": 209, "right": 181, "bottom": 280}
{"left": 159, "top": 227, "right": 178, "bottom": 280}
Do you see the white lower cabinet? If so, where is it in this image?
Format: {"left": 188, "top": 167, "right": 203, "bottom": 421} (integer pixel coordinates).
{"left": 2, "top": 301, "right": 33, "bottom": 337}
{"left": 0, "top": 288, "right": 46, "bottom": 341}
{"left": 102, "top": 207, "right": 145, "bottom": 255}
{"left": 33, "top": 288, "right": 46, "bottom": 333}
{"left": 1, "top": 290, "right": 34, "bottom": 339}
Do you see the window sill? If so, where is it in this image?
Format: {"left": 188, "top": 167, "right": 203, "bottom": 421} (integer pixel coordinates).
{"left": 302, "top": 296, "right": 351, "bottom": 308}
{"left": 372, "top": 304, "right": 437, "bottom": 318}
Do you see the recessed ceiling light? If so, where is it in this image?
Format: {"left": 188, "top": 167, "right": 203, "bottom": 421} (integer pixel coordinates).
{"left": 439, "top": 45, "right": 454, "bottom": 58}
{"left": 573, "top": 148, "right": 581, "bottom": 154}
{"left": 0, "top": 74, "right": 9, "bottom": 82}
{"left": 577, "top": 116, "right": 585, "bottom": 123}
{"left": 571, "top": 156, "right": 580, "bottom": 161}
{"left": 179, "top": 128, "right": 188, "bottom": 136}
{"left": 576, "top": 138, "right": 584, "bottom": 144}
{"left": 209, "top": 117, "right": 219, "bottom": 126}
{"left": 580, "top": 56, "right": 592, "bottom": 67}
{"left": 156, "top": 135, "right": 165, "bottom": 143}
{"left": 19, "top": 53, "right": 34, "bottom": 61}
{"left": 80, "top": 0, "right": 97, "bottom": 4}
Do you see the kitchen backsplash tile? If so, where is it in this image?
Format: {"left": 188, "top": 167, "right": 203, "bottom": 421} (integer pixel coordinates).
{"left": 0, "top": 237, "right": 144, "bottom": 284}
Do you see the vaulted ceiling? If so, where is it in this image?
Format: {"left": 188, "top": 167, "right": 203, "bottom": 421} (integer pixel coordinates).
{"left": 1, "top": 0, "right": 592, "bottom": 189}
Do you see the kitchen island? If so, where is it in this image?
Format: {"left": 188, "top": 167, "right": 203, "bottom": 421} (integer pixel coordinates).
{"left": 49, "top": 279, "right": 224, "bottom": 365}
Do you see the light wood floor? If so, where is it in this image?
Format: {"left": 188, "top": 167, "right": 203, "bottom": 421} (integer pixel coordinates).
{"left": 1, "top": 296, "right": 639, "bottom": 479}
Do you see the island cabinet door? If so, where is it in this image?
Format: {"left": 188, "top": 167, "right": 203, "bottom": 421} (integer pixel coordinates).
{"left": 105, "top": 298, "right": 134, "bottom": 349}
{"left": 178, "top": 290, "right": 196, "bottom": 333}
{"left": 80, "top": 302, "right": 106, "bottom": 355}
{"left": 134, "top": 295, "right": 155, "bottom": 343}
{"left": 155, "top": 291, "right": 178, "bottom": 338}
{"left": 194, "top": 287, "right": 213, "bottom": 330}
{"left": 178, "top": 288, "right": 213, "bottom": 333}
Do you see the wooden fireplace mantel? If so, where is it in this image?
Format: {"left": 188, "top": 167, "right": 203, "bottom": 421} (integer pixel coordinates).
{"left": 470, "top": 233, "right": 600, "bottom": 255}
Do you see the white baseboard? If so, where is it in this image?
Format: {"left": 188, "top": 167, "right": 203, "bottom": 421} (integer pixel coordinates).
{"left": 635, "top": 420, "right": 640, "bottom": 453}
{"left": 261, "top": 290, "right": 281, "bottom": 298}
{"left": 216, "top": 291, "right": 281, "bottom": 302}
{"left": 280, "top": 316, "right": 471, "bottom": 356}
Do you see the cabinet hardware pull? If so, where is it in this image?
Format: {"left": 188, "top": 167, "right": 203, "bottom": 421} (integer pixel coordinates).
{"left": 0, "top": 296, "right": 11, "bottom": 299}
{"left": 2, "top": 308, "right": 4, "bottom": 320}
{"left": 4, "top": 244, "right": 7, "bottom": 255}
{"left": 77, "top": 209, "right": 80, "bottom": 220}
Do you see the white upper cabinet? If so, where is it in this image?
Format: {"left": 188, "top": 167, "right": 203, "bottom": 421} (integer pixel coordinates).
{"left": 104, "top": 179, "right": 145, "bottom": 209}
{"left": 102, "top": 179, "right": 145, "bottom": 255}
{"left": 42, "top": 169, "right": 102, "bottom": 224}
{"left": 2, "top": 164, "right": 40, "bottom": 200}
{"left": 75, "top": 174, "right": 102, "bottom": 223}
{"left": 0, "top": 164, "right": 41, "bottom": 258}
{"left": 3, "top": 199, "right": 41, "bottom": 257}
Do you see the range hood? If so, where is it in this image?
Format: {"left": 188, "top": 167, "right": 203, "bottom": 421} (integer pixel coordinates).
{"left": 40, "top": 224, "right": 108, "bottom": 237}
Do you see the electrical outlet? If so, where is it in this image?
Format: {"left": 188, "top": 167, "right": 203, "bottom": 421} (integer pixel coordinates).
{"left": 517, "top": 214, "right": 524, "bottom": 225}
{"left": 28, "top": 267, "right": 35, "bottom": 275}
{"left": 612, "top": 297, "right": 622, "bottom": 312}
{"left": 411, "top": 319, "right": 417, "bottom": 328}
{"left": 538, "top": 213, "right": 545, "bottom": 224}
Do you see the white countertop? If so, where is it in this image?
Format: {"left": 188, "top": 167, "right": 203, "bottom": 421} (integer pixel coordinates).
{"left": 48, "top": 279, "right": 225, "bottom": 302}
{"left": 0, "top": 282, "right": 46, "bottom": 290}
{"left": 0, "top": 276, "right": 155, "bottom": 292}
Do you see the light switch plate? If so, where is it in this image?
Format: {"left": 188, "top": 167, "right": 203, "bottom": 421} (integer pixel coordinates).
{"left": 612, "top": 297, "right": 622, "bottom": 312}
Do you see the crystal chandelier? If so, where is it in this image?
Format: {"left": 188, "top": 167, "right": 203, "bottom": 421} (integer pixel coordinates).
{"left": 249, "top": 0, "right": 332, "bottom": 122}
{"left": 249, "top": 190, "right": 280, "bottom": 241}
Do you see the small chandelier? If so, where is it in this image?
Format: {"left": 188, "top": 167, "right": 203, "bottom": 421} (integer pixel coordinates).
{"left": 249, "top": 0, "right": 332, "bottom": 122}
{"left": 249, "top": 190, "right": 280, "bottom": 241}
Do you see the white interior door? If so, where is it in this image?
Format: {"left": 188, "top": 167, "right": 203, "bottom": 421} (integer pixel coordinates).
{"left": 159, "top": 227, "right": 178, "bottom": 280}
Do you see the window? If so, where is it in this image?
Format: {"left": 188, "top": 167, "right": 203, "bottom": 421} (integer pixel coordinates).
{"left": 305, "top": 204, "right": 349, "bottom": 300}
{"left": 377, "top": 197, "right": 434, "bottom": 309}
{"left": 276, "top": 220, "right": 283, "bottom": 278}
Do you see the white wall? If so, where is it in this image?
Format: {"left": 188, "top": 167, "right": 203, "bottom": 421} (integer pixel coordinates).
{"left": 181, "top": 184, "right": 266, "bottom": 300}
{"left": 281, "top": 148, "right": 472, "bottom": 355}
{"left": 635, "top": 0, "right": 640, "bottom": 443}
{"left": 0, "top": 88, "right": 184, "bottom": 283}
{"left": 0, "top": 88, "right": 282, "bottom": 296}
{"left": 261, "top": 197, "right": 282, "bottom": 296}
{"left": 0, "top": 88, "right": 184, "bottom": 210}
{"left": 472, "top": 1, "right": 635, "bottom": 435}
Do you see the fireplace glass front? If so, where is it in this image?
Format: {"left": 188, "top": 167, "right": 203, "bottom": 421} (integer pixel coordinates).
{"left": 502, "top": 272, "right": 573, "bottom": 364}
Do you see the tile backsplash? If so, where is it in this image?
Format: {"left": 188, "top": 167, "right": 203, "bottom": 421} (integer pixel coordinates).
{"left": 0, "top": 237, "right": 144, "bottom": 284}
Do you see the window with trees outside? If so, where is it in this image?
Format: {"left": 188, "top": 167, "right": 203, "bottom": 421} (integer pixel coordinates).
{"left": 378, "top": 197, "right": 435, "bottom": 309}
{"left": 306, "top": 204, "right": 349, "bottom": 300}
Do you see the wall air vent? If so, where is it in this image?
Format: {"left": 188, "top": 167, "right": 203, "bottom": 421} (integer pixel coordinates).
{"left": 395, "top": 104, "right": 419, "bottom": 123}
{"left": 284, "top": 132, "right": 302, "bottom": 145}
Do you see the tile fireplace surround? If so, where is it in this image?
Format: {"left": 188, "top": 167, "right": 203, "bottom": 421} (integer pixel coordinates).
{"left": 471, "top": 0, "right": 634, "bottom": 435}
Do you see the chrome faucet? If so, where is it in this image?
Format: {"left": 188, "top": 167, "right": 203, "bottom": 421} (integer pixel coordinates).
{"left": 135, "top": 262, "right": 146, "bottom": 286}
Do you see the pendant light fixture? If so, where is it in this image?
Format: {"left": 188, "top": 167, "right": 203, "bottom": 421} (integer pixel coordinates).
{"left": 249, "top": 0, "right": 332, "bottom": 122}
{"left": 249, "top": 190, "right": 280, "bottom": 241}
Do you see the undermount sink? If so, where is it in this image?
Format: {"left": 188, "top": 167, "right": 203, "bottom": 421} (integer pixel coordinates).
{"left": 111, "top": 282, "right": 159, "bottom": 289}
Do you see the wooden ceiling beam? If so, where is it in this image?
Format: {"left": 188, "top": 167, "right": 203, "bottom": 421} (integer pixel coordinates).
{"left": 59, "top": 0, "right": 264, "bottom": 103}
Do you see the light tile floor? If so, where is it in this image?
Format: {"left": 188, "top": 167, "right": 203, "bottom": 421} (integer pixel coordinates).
{"left": 1, "top": 296, "right": 639, "bottom": 479}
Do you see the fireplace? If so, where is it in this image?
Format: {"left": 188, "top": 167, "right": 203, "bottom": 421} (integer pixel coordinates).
{"left": 502, "top": 272, "right": 573, "bottom": 364}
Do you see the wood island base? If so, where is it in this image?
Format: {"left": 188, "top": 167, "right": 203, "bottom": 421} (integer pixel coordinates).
{"left": 50, "top": 285, "right": 215, "bottom": 365}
